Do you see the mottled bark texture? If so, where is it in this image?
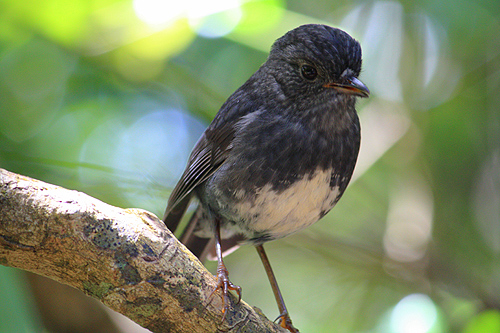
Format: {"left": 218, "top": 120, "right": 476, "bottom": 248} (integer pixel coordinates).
{"left": 0, "top": 168, "right": 285, "bottom": 333}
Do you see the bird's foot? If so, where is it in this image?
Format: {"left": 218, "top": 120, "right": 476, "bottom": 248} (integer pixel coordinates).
{"left": 276, "top": 311, "right": 300, "bottom": 333}
{"left": 209, "top": 263, "right": 242, "bottom": 322}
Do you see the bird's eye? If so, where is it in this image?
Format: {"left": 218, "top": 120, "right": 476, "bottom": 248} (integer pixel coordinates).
{"left": 300, "top": 64, "right": 318, "bottom": 81}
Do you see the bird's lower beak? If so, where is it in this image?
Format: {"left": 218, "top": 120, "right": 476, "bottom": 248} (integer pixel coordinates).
{"left": 324, "top": 77, "right": 370, "bottom": 98}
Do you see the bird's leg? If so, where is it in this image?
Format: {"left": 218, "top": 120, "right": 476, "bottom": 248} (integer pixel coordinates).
{"left": 210, "top": 218, "right": 242, "bottom": 321}
{"left": 256, "top": 245, "right": 300, "bottom": 333}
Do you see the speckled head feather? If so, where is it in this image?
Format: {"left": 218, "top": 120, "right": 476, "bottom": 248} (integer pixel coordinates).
{"left": 269, "top": 24, "right": 363, "bottom": 81}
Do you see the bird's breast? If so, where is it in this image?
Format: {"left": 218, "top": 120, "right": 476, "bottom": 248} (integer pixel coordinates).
{"left": 227, "top": 168, "right": 342, "bottom": 242}
{"left": 200, "top": 113, "right": 359, "bottom": 243}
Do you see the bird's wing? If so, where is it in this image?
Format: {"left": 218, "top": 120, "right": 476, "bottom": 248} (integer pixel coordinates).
{"left": 163, "top": 79, "right": 262, "bottom": 231}
{"left": 163, "top": 122, "right": 235, "bottom": 227}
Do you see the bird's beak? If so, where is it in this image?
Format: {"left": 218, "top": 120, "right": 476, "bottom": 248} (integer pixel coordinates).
{"left": 324, "top": 77, "right": 370, "bottom": 98}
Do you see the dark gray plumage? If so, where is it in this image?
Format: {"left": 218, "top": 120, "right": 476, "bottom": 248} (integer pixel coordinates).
{"left": 163, "top": 24, "right": 369, "bottom": 332}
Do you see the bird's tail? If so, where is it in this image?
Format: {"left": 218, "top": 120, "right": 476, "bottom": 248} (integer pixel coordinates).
{"left": 178, "top": 205, "right": 213, "bottom": 261}
{"left": 163, "top": 195, "right": 191, "bottom": 233}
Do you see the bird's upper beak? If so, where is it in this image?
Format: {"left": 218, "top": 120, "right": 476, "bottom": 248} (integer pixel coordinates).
{"left": 324, "top": 77, "right": 370, "bottom": 98}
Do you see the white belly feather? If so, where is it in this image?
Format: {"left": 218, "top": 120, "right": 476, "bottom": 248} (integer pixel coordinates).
{"left": 234, "top": 169, "right": 340, "bottom": 239}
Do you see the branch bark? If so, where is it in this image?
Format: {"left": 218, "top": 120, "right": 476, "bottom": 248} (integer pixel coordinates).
{"left": 0, "top": 168, "right": 285, "bottom": 333}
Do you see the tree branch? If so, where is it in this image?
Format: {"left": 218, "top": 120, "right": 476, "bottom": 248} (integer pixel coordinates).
{"left": 0, "top": 168, "right": 285, "bottom": 333}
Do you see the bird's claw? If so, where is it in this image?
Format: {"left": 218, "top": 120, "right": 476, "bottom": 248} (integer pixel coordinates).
{"left": 209, "top": 264, "right": 242, "bottom": 322}
{"left": 275, "top": 311, "right": 300, "bottom": 333}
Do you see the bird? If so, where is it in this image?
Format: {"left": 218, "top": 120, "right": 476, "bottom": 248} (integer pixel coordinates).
{"left": 163, "top": 24, "right": 369, "bottom": 332}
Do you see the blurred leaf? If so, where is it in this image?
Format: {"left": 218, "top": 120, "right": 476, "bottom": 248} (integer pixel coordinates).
{"left": 463, "top": 310, "right": 500, "bottom": 333}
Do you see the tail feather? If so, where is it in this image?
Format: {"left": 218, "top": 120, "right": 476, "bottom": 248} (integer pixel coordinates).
{"left": 179, "top": 205, "right": 213, "bottom": 260}
{"left": 163, "top": 194, "right": 191, "bottom": 233}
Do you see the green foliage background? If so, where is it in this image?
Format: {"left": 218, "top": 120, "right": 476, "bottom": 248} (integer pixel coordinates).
{"left": 1, "top": 0, "right": 499, "bottom": 332}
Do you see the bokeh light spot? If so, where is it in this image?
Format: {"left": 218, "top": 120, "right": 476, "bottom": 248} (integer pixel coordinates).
{"left": 133, "top": 0, "right": 243, "bottom": 37}
{"left": 390, "top": 294, "right": 438, "bottom": 333}
{"left": 133, "top": 0, "right": 184, "bottom": 26}
{"left": 189, "top": 7, "right": 242, "bottom": 38}
{"left": 384, "top": 177, "right": 434, "bottom": 262}
{"left": 78, "top": 108, "right": 205, "bottom": 213}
